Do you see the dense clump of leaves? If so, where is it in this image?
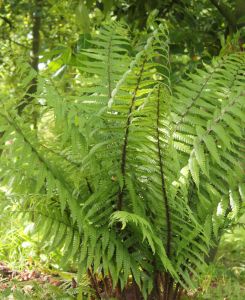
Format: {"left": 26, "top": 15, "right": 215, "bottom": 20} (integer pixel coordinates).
{"left": 0, "top": 21, "right": 244, "bottom": 299}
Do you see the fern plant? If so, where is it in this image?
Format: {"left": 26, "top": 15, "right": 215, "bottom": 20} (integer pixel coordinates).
{"left": 0, "top": 21, "right": 244, "bottom": 300}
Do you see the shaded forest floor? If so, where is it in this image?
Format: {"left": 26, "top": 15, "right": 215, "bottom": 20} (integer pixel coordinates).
{"left": 0, "top": 261, "right": 79, "bottom": 299}
{"left": 0, "top": 260, "right": 244, "bottom": 300}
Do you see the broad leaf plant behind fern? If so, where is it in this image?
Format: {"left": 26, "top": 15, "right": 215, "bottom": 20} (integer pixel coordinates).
{"left": 0, "top": 21, "right": 244, "bottom": 300}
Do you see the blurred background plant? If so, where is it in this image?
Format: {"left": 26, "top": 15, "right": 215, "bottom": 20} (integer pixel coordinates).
{"left": 194, "top": 218, "right": 245, "bottom": 300}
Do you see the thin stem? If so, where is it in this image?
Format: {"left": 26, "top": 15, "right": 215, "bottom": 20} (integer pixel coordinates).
{"left": 117, "top": 57, "right": 147, "bottom": 210}
{"left": 87, "top": 268, "right": 101, "bottom": 299}
{"left": 156, "top": 86, "right": 171, "bottom": 257}
{"left": 172, "top": 283, "right": 180, "bottom": 300}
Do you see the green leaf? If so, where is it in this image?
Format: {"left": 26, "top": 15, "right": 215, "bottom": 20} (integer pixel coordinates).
{"left": 202, "top": 135, "right": 220, "bottom": 163}
{"left": 212, "top": 123, "right": 231, "bottom": 149}
{"left": 194, "top": 139, "right": 207, "bottom": 176}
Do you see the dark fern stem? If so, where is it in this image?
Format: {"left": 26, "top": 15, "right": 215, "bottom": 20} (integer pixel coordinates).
{"left": 155, "top": 86, "right": 173, "bottom": 300}
{"left": 87, "top": 268, "right": 101, "bottom": 299}
{"left": 117, "top": 57, "right": 147, "bottom": 211}
{"left": 156, "top": 86, "right": 171, "bottom": 257}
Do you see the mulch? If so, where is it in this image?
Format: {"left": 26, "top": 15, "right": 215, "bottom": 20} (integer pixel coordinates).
{"left": 0, "top": 261, "right": 68, "bottom": 293}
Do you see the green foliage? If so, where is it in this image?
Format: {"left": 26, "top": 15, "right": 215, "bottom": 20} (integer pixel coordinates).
{"left": 195, "top": 223, "right": 245, "bottom": 300}
{"left": 0, "top": 19, "right": 244, "bottom": 299}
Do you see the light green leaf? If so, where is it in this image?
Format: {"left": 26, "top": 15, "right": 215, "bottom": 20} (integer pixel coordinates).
{"left": 189, "top": 151, "right": 199, "bottom": 187}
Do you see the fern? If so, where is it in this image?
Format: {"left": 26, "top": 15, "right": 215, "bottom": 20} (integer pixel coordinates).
{"left": 0, "top": 21, "right": 244, "bottom": 300}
